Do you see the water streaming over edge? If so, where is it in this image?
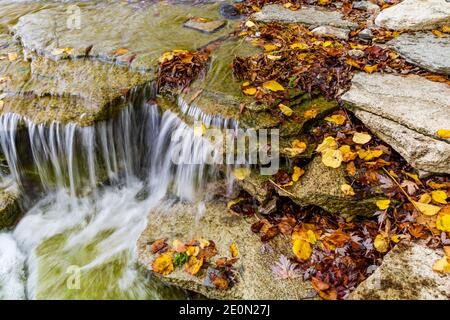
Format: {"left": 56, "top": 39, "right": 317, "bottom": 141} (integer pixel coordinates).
{"left": 0, "top": 96, "right": 232, "bottom": 299}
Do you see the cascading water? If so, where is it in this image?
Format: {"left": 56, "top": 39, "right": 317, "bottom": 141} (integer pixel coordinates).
{"left": 0, "top": 92, "right": 228, "bottom": 299}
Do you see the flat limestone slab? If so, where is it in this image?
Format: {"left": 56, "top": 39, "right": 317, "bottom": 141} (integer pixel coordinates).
{"left": 12, "top": 2, "right": 236, "bottom": 72}
{"left": 137, "top": 202, "right": 313, "bottom": 299}
{"left": 342, "top": 73, "right": 450, "bottom": 174}
{"left": 252, "top": 4, "right": 358, "bottom": 29}
{"left": 386, "top": 32, "right": 450, "bottom": 75}
{"left": 350, "top": 242, "right": 450, "bottom": 300}
{"left": 184, "top": 18, "right": 227, "bottom": 33}
{"left": 375, "top": 0, "right": 450, "bottom": 31}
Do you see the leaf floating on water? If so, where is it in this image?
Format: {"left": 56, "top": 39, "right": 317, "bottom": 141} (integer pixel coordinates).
{"left": 263, "top": 80, "right": 284, "bottom": 92}
{"left": 437, "top": 129, "right": 450, "bottom": 139}
{"left": 352, "top": 132, "right": 372, "bottom": 145}
{"left": 412, "top": 201, "right": 441, "bottom": 216}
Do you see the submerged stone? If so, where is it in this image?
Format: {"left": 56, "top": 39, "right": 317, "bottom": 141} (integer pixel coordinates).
{"left": 183, "top": 18, "right": 227, "bottom": 34}
{"left": 137, "top": 202, "right": 313, "bottom": 299}
{"left": 12, "top": 2, "right": 236, "bottom": 72}
{"left": 342, "top": 72, "right": 450, "bottom": 174}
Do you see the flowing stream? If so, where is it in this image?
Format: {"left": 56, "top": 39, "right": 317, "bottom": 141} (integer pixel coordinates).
{"left": 0, "top": 92, "right": 229, "bottom": 299}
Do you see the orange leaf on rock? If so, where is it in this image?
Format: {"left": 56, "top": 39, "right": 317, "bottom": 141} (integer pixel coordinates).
{"left": 230, "top": 243, "right": 238, "bottom": 258}
{"left": 185, "top": 256, "right": 203, "bottom": 275}
{"left": 152, "top": 252, "right": 174, "bottom": 276}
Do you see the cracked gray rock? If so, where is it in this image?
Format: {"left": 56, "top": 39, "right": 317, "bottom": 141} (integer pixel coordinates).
{"left": 342, "top": 73, "right": 450, "bottom": 174}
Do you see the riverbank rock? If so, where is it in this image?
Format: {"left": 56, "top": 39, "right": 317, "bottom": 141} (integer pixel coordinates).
{"left": 342, "top": 72, "right": 450, "bottom": 174}
{"left": 252, "top": 4, "right": 358, "bottom": 29}
{"left": 12, "top": 2, "right": 235, "bottom": 72}
{"left": 311, "top": 26, "right": 350, "bottom": 40}
{"left": 277, "top": 156, "right": 379, "bottom": 217}
{"left": 0, "top": 182, "right": 21, "bottom": 230}
{"left": 350, "top": 242, "right": 450, "bottom": 299}
{"left": 386, "top": 32, "right": 450, "bottom": 75}
{"left": 137, "top": 202, "right": 313, "bottom": 299}
{"left": 375, "top": 0, "right": 450, "bottom": 31}
{"left": 183, "top": 18, "right": 226, "bottom": 34}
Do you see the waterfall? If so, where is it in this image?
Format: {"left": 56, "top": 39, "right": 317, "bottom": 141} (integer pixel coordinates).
{"left": 0, "top": 91, "right": 231, "bottom": 299}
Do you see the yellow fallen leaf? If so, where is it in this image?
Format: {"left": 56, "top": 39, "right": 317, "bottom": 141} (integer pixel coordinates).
{"left": 266, "top": 54, "right": 282, "bottom": 60}
{"left": 152, "top": 252, "right": 174, "bottom": 276}
{"left": 419, "top": 193, "right": 432, "bottom": 204}
{"left": 263, "top": 80, "right": 284, "bottom": 92}
{"left": 7, "top": 52, "right": 18, "bottom": 61}
{"left": 63, "top": 47, "right": 74, "bottom": 55}
{"left": 233, "top": 167, "right": 251, "bottom": 180}
{"left": 437, "top": 129, "right": 450, "bottom": 139}
{"left": 374, "top": 234, "right": 389, "bottom": 253}
{"left": 316, "top": 136, "right": 337, "bottom": 153}
{"left": 341, "top": 183, "right": 355, "bottom": 196}
{"left": 432, "top": 29, "right": 445, "bottom": 38}
{"left": 242, "top": 81, "right": 250, "bottom": 87}
{"left": 432, "top": 257, "right": 450, "bottom": 273}
{"left": 352, "top": 132, "right": 372, "bottom": 145}
{"left": 403, "top": 171, "right": 422, "bottom": 185}
{"left": 321, "top": 149, "right": 343, "bottom": 168}
{"left": 279, "top": 104, "right": 293, "bottom": 116}
{"left": 199, "top": 239, "right": 210, "bottom": 249}
{"left": 281, "top": 181, "right": 294, "bottom": 187}
{"left": 283, "top": 140, "right": 307, "bottom": 157}
{"left": 227, "top": 197, "right": 243, "bottom": 209}
{"left": 358, "top": 149, "right": 383, "bottom": 161}
{"left": 263, "top": 44, "right": 278, "bottom": 52}
{"left": 245, "top": 20, "right": 256, "bottom": 28}
{"left": 443, "top": 25, "right": 450, "bottom": 33}
{"left": 364, "top": 64, "right": 378, "bottom": 74}
{"left": 322, "top": 41, "right": 332, "bottom": 47}
{"left": 413, "top": 201, "right": 441, "bottom": 216}
{"left": 390, "top": 234, "right": 401, "bottom": 243}
{"left": 292, "top": 166, "right": 304, "bottom": 182}
{"left": 432, "top": 190, "right": 448, "bottom": 204}
{"left": 324, "top": 114, "right": 346, "bottom": 125}
{"left": 243, "top": 87, "right": 257, "bottom": 95}
{"left": 304, "top": 108, "right": 320, "bottom": 119}
{"left": 230, "top": 243, "right": 238, "bottom": 258}
{"left": 436, "top": 213, "right": 450, "bottom": 232}
{"left": 376, "top": 199, "right": 390, "bottom": 210}
{"left": 339, "top": 145, "right": 357, "bottom": 162}
{"left": 306, "top": 230, "right": 317, "bottom": 245}
{"left": 186, "top": 245, "right": 200, "bottom": 257}
{"left": 113, "top": 48, "right": 129, "bottom": 55}
{"left": 292, "top": 239, "right": 312, "bottom": 261}
{"left": 290, "top": 43, "right": 309, "bottom": 50}
{"left": 185, "top": 256, "right": 203, "bottom": 275}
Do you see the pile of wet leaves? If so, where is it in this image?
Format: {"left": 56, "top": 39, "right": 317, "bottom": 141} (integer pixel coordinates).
{"left": 150, "top": 238, "right": 239, "bottom": 290}
{"left": 157, "top": 49, "right": 210, "bottom": 93}
{"left": 228, "top": 111, "right": 450, "bottom": 299}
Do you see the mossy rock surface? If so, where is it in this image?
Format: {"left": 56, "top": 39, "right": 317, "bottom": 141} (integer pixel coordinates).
{"left": 0, "top": 183, "right": 21, "bottom": 230}
{"left": 137, "top": 201, "right": 313, "bottom": 299}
